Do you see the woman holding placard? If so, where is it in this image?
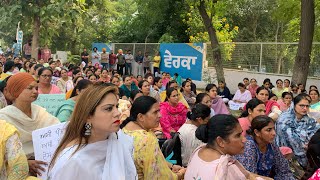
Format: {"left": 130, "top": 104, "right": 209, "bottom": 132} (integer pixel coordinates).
{"left": 0, "top": 72, "right": 60, "bottom": 176}
{"left": 49, "top": 84, "right": 137, "bottom": 179}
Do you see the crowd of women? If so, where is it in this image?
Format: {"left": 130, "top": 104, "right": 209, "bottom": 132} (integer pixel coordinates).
{"left": 0, "top": 56, "right": 320, "bottom": 180}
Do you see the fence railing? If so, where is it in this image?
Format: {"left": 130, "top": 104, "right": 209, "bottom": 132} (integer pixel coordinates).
{"left": 112, "top": 42, "right": 320, "bottom": 78}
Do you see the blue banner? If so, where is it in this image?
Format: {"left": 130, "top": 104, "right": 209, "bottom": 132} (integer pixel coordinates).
{"left": 92, "top": 43, "right": 112, "bottom": 53}
{"left": 160, "top": 43, "right": 204, "bottom": 81}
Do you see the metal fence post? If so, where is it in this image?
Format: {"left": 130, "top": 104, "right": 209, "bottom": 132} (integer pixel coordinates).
{"left": 133, "top": 43, "right": 136, "bottom": 57}
{"left": 259, "top": 43, "right": 263, "bottom": 72}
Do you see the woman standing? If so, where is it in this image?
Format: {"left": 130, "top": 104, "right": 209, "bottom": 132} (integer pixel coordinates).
{"left": 0, "top": 73, "right": 60, "bottom": 176}
{"left": 121, "top": 96, "right": 185, "bottom": 179}
{"left": 37, "top": 68, "right": 61, "bottom": 94}
{"left": 49, "top": 84, "right": 137, "bottom": 179}
{"left": 160, "top": 87, "right": 188, "bottom": 139}
{"left": 56, "top": 69, "right": 73, "bottom": 93}
{"left": 184, "top": 114, "right": 250, "bottom": 179}
{"left": 238, "top": 98, "right": 266, "bottom": 136}
{"left": 178, "top": 104, "right": 210, "bottom": 167}
{"left": 181, "top": 81, "right": 196, "bottom": 108}
{"left": 205, "top": 84, "right": 229, "bottom": 115}
{"left": 276, "top": 93, "right": 320, "bottom": 168}
{"left": 235, "top": 115, "right": 294, "bottom": 179}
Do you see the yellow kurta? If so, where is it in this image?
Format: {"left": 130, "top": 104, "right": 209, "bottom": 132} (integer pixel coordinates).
{"left": 0, "top": 120, "right": 29, "bottom": 180}
{"left": 122, "top": 128, "right": 177, "bottom": 180}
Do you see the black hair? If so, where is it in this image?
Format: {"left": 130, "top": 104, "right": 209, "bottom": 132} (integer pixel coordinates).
{"left": 256, "top": 86, "right": 269, "bottom": 95}
{"left": 165, "top": 87, "right": 177, "bottom": 102}
{"left": 263, "top": 78, "right": 271, "bottom": 84}
{"left": 130, "top": 89, "right": 142, "bottom": 101}
{"left": 309, "top": 85, "right": 318, "bottom": 90}
{"left": 276, "top": 79, "right": 283, "bottom": 84}
{"left": 110, "top": 76, "right": 120, "bottom": 82}
{"left": 88, "top": 74, "right": 98, "bottom": 80}
{"left": 238, "top": 83, "right": 245, "bottom": 88}
{"left": 195, "top": 93, "right": 210, "bottom": 104}
{"left": 240, "top": 98, "right": 264, "bottom": 118}
{"left": 309, "top": 89, "right": 320, "bottom": 96}
{"left": 28, "top": 62, "right": 35, "bottom": 69}
{"left": 70, "top": 79, "right": 92, "bottom": 98}
{"left": 302, "top": 129, "right": 320, "bottom": 179}
{"left": 166, "top": 80, "right": 177, "bottom": 90}
{"left": 34, "top": 64, "right": 44, "bottom": 71}
{"left": 101, "top": 68, "right": 108, "bottom": 73}
{"left": 180, "top": 81, "right": 190, "bottom": 92}
{"left": 294, "top": 93, "right": 311, "bottom": 106}
{"left": 122, "top": 75, "right": 130, "bottom": 82}
{"left": 49, "top": 60, "right": 55, "bottom": 65}
{"left": 120, "top": 96, "right": 158, "bottom": 129}
{"left": 73, "top": 76, "right": 84, "bottom": 84}
{"left": 218, "top": 80, "right": 225, "bottom": 84}
{"left": 284, "top": 79, "right": 290, "bottom": 84}
{"left": 144, "top": 73, "right": 153, "bottom": 80}
{"left": 72, "top": 70, "right": 81, "bottom": 76}
{"left": 38, "top": 67, "right": 53, "bottom": 76}
{"left": 195, "top": 114, "right": 239, "bottom": 144}
{"left": 154, "top": 77, "right": 161, "bottom": 84}
{"left": 243, "top": 77, "right": 249, "bottom": 81}
{"left": 138, "top": 80, "right": 148, "bottom": 89}
{"left": 247, "top": 115, "right": 274, "bottom": 137}
{"left": 268, "top": 93, "right": 277, "bottom": 100}
{"left": 282, "top": 92, "right": 293, "bottom": 99}
{"left": 0, "top": 75, "right": 11, "bottom": 92}
{"left": 187, "top": 104, "right": 211, "bottom": 121}
{"left": 205, "top": 84, "right": 217, "bottom": 92}
{"left": 93, "top": 47, "right": 97, "bottom": 51}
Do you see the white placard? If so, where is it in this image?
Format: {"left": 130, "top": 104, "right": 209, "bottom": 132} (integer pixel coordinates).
{"left": 229, "top": 102, "right": 242, "bottom": 110}
{"left": 32, "top": 122, "right": 67, "bottom": 179}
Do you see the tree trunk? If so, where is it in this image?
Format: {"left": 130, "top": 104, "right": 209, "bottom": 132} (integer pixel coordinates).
{"left": 197, "top": 0, "right": 225, "bottom": 83}
{"left": 31, "top": 15, "right": 40, "bottom": 60}
{"left": 291, "top": 0, "right": 315, "bottom": 86}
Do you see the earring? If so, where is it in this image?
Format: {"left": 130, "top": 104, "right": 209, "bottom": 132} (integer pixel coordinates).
{"left": 84, "top": 122, "right": 92, "bottom": 136}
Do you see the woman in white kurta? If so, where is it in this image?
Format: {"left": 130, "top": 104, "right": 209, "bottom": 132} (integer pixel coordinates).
{"left": 48, "top": 84, "right": 137, "bottom": 180}
{"left": 228, "top": 83, "right": 252, "bottom": 110}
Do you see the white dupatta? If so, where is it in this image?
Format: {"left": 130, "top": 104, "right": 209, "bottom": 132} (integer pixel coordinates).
{"left": 48, "top": 130, "right": 137, "bottom": 180}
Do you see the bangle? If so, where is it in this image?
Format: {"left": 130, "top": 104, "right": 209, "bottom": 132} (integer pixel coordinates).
{"left": 170, "top": 164, "right": 174, "bottom": 170}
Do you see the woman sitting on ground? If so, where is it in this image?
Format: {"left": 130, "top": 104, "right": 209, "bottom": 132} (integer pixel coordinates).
{"left": 277, "top": 92, "right": 293, "bottom": 112}
{"left": 309, "top": 89, "right": 320, "bottom": 110}
{"left": 217, "top": 80, "right": 232, "bottom": 103}
{"left": 195, "top": 93, "right": 215, "bottom": 117}
{"left": 56, "top": 69, "right": 73, "bottom": 93}
{"left": 185, "top": 114, "right": 259, "bottom": 179}
{"left": 55, "top": 79, "right": 92, "bottom": 122}
{"left": 235, "top": 115, "right": 294, "bottom": 179}
{"left": 120, "top": 75, "right": 138, "bottom": 99}
{"left": 276, "top": 93, "right": 320, "bottom": 169}
{"left": 0, "top": 120, "right": 29, "bottom": 179}
{"left": 228, "top": 83, "right": 252, "bottom": 110}
{"left": 160, "top": 80, "right": 189, "bottom": 109}
{"left": 181, "top": 80, "right": 196, "bottom": 108}
{"left": 178, "top": 103, "right": 210, "bottom": 167}
{"left": 205, "top": 84, "right": 229, "bottom": 115}
{"left": 272, "top": 79, "right": 288, "bottom": 99}
{"left": 121, "top": 96, "right": 186, "bottom": 179}
{"left": 49, "top": 84, "right": 137, "bottom": 179}
{"left": 238, "top": 98, "right": 266, "bottom": 136}
{"left": 254, "top": 87, "right": 281, "bottom": 120}
{"left": 138, "top": 80, "right": 160, "bottom": 102}
{"left": 37, "top": 67, "right": 61, "bottom": 94}
{"left": 248, "top": 78, "right": 259, "bottom": 98}
{"left": 0, "top": 73, "right": 60, "bottom": 176}
{"left": 301, "top": 129, "right": 320, "bottom": 180}
{"left": 160, "top": 87, "right": 188, "bottom": 139}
